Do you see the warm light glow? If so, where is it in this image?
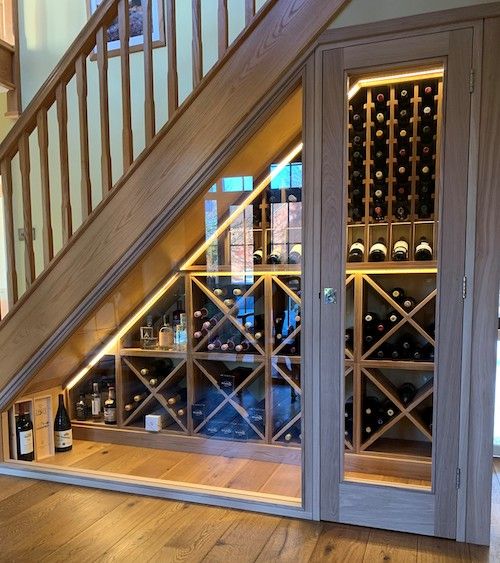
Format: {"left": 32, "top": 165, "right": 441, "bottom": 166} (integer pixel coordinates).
{"left": 66, "top": 274, "right": 180, "bottom": 390}
{"left": 67, "top": 141, "right": 304, "bottom": 391}
{"left": 188, "top": 270, "right": 302, "bottom": 277}
{"left": 348, "top": 68, "right": 444, "bottom": 100}
{"left": 346, "top": 267, "right": 437, "bottom": 275}
{"left": 180, "top": 142, "right": 303, "bottom": 270}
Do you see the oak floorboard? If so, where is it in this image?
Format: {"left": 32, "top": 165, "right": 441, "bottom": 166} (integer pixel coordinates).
{"left": 202, "top": 511, "right": 282, "bottom": 563}
{"left": 0, "top": 473, "right": 39, "bottom": 502}
{"left": 255, "top": 518, "right": 323, "bottom": 562}
{"left": 0, "top": 479, "right": 62, "bottom": 524}
{"left": 259, "top": 462, "right": 302, "bottom": 497}
{"left": 68, "top": 444, "right": 135, "bottom": 471}
{"left": 225, "top": 458, "right": 280, "bottom": 492}
{"left": 417, "top": 535, "right": 471, "bottom": 562}
{"left": 41, "top": 439, "right": 110, "bottom": 466}
{"left": 39, "top": 496, "right": 168, "bottom": 563}
{"left": 363, "top": 529, "right": 418, "bottom": 562}
{"left": 144, "top": 505, "right": 238, "bottom": 562}
{"left": 309, "top": 522, "right": 370, "bottom": 561}
{"left": 121, "top": 447, "right": 190, "bottom": 478}
{"left": 95, "top": 502, "right": 217, "bottom": 562}
{"left": 0, "top": 486, "right": 125, "bottom": 560}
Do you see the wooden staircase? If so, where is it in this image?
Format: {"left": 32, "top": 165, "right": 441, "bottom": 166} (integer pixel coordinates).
{"left": 0, "top": 0, "right": 349, "bottom": 408}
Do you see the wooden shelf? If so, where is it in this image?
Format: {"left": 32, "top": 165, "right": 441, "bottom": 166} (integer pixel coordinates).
{"left": 120, "top": 348, "right": 188, "bottom": 359}
{"left": 360, "top": 360, "right": 434, "bottom": 371}
{"left": 346, "top": 261, "right": 437, "bottom": 273}
{"left": 182, "top": 265, "right": 302, "bottom": 274}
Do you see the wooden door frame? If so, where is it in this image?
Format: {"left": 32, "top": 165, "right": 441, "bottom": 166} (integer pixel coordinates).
{"left": 314, "top": 25, "right": 477, "bottom": 539}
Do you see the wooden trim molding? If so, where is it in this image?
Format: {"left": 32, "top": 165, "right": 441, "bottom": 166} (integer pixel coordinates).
{"left": 465, "top": 16, "right": 500, "bottom": 546}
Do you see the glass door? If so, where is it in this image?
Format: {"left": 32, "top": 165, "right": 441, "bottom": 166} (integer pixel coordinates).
{"left": 319, "top": 30, "right": 473, "bottom": 537}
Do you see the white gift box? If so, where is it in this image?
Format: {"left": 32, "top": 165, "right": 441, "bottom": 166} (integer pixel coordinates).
{"left": 145, "top": 413, "right": 166, "bottom": 432}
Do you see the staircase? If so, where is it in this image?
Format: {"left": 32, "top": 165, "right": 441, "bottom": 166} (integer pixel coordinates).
{"left": 0, "top": 0, "right": 349, "bottom": 408}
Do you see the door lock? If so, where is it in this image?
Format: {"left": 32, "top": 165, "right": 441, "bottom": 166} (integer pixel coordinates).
{"left": 324, "top": 288, "right": 337, "bottom": 304}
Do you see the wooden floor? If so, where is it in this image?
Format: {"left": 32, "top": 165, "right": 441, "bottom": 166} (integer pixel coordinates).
{"left": 0, "top": 460, "right": 499, "bottom": 560}
{"left": 37, "top": 439, "right": 429, "bottom": 500}
{"left": 40, "top": 439, "right": 303, "bottom": 498}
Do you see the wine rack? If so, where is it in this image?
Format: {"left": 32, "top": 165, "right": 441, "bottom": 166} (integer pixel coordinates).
{"left": 344, "top": 72, "right": 442, "bottom": 483}
{"left": 67, "top": 166, "right": 303, "bottom": 462}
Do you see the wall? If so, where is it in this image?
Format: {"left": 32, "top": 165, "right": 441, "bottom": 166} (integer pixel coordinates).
{"left": 330, "top": 0, "right": 495, "bottom": 28}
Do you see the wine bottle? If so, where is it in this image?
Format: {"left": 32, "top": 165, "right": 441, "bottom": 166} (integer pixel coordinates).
{"left": 372, "top": 203, "right": 386, "bottom": 222}
{"left": 397, "top": 107, "right": 410, "bottom": 125}
{"left": 374, "top": 345, "right": 388, "bottom": 359}
{"left": 381, "top": 400, "right": 396, "bottom": 418}
{"left": 172, "top": 299, "right": 185, "bottom": 326}
{"left": 402, "top": 296, "right": 416, "bottom": 311}
{"left": 352, "top": 150, "right": 364, "bottom": 167}
{"left": 133, "top": 392, "right": 146, "bottom": 403}
{"left": 104, "top": 386, "right": 117, "bottom": 425}
{"left": 375, "top": 111, "right": 386, "bottom": 125}
{"left": 422, "top": 84, "right": 436, "bottom": 102}
{"left": 373, "top": 187, "right": 386, "bottom": 201}
{"left": 202, "top": 312, "right": 224, "bottom": 330}
{"left": 420, "top": 144, "right": 433, "bottom": 160}
{"left": 368, "top": 238, "right": 387, "bottom": 262}
{"left": 288, "top": 244, "right": 302, "bottom": 264}
{"left": 166, "top": 388, "right": 187, "bottom": 406}
{"left": 352, "top": 134, "right": 363, "bottom": 149}
{"left": 398, "top": 146, "right": 409, "bottom": 160}
{"left": 223, "top": 298, "right": 235, "bottom": 308}
{"left": 386, "top": 310, "right": 400, "bottom": 325}
{"left": 348, "top": 238, "right": 365, "bottom": 262}
{"left": 193, "top": 327, "right": 209, "bottom": 339}
{"left": 415, "top": 237, "right": 433, "bottom": 260}
{"left": 91, "top": 382, "right": 101, "bottom": 421}
{"left": 374, "top": 149, "right": 386, "bottom": 166}
{"left": 54, "top": 394, "right": 73, "bottom": 452}
{"left": 235, "top": 339, "right": 250, "bottom": 353}
{"left": 396, "top": 165, "right": 409, "bottom": 181}
{"left": 253, "top": 247, "right": 264, "bottom": 264}
{"left": 420, "top": 125, "right": 434, "bottom": 144}
{"left": 390, "top": 287, "right": 405, "bottom": 302}
{"left": 16, "top": 408, "right": 34, "bottom": 461}
{"left": 268, "top": 247, "right": 283, "bottom": 264}
{"left": 351, "top": 169, "right": 363, "bottom": 186}
{"left": 374, "top": 128, "right": 386, "bottom": 146}
{"left": 345, "top": 327, "right": 354, "bottom": 349}
{"left": 75, "top": 394, "right": 88, "bottom": 421}
{"left": 421, "top": 105, "right": 434, "bottom": 122}
{"left": 352, "top": 112, "right": 364, "bottom": 131}
{"left": 221, "top": 337, "right": 237, "bottom": 351}
{"left": 399, "top": 382, "right": 417, "bottom": 406}
{"left": 213, "top": 287, "right": 226, "bottom": 297}
{"left": 364, "top": 311, "right": 379, "bottom": 324}
{"left": 374, "top": 91, "right": 386, "bottom": 109}
{"left": 398, "top": 86, "right": 411, "bottom": 106}
{"left": 207, "top": 337, "right": 222, "bottom": 351}
{"left": 417, "top": 180, "right": 434, "bottom": 198}
{"left": 350, "top": 205, "right": 363, "bottom": 223}
{"left": 392, "top": 238, "right": 409, "bottom": 261}
{"left": 417, "top": 199, "right": 433, "bottom": 219}
{"left": 363, "top": 397, "right": 380, "bottom": 414}
{"left": 124, "top": 402, "right": 136, "bottom": 413}
{"left": 397, "top": 127, "right": 409, "bottom": 142}
{"left": 394, "top": 201, "right": 409, "bottom": 221}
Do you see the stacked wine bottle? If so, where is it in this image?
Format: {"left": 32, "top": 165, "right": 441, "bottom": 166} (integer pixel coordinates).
{"left": 347, "top": 79, "right": 440, "bottom": 264}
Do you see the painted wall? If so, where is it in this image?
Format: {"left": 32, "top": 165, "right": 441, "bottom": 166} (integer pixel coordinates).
{"left": 330, "top": 0, "right": 494, "bottom": 28}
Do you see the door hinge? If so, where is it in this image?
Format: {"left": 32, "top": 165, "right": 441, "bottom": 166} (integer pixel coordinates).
{"left": 469, "top": 69, "right": 475, "bottom": 93}
{"left": 456, "top": 467, "right": 461, "bottom": 489}
{"left": 462, "top": 276, "right": 467, "bottom": 299}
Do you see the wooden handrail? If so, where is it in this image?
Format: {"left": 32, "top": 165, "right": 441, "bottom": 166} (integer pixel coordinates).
{"left": 0, "top": 0, "right": 274, "bottom": 317}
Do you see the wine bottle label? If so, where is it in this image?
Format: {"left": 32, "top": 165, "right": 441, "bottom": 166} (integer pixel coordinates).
{"left": 416, "top": 241, "right": 433, "bottom": 256}
{"left": 19, "top": 429, "right": 34, "bottom": 455}
{"left": 350, "top": 242, "right": 364, "bottom": 253}
{"left": 104, "top": 407, "right": 117, "bottom": 423}
{"left": 91, "top": 398, "right": 101, "bottom": 416}
{"left": 55, "top": 429, "right": 73, "bottom": 449}
{"left": 393, "top": 240, "right": 409, "bottom": 252}
{"left": 370, "top": 242, "right": 387, "bottom": 256}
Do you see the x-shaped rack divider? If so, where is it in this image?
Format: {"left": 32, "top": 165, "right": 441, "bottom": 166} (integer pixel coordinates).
{"left": 191, "top": 276, "right": 265, "bottom": 355}
{"left": 344, "top": 365, "right": 354, "bottom": 451}
{"left": 121, "top": 356, "right": 188, "bottom": 432}
{"left": 360, "top": 366, "right": 433, "bottom": 451}
{"left": 270, "top": 275, "right": 301, "bottom": 356}
{"left": 192, "top": 359, "right": 265, "bottom": 440}
{"left": 361, "top": 275, "right": 436, "bottom": 360}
